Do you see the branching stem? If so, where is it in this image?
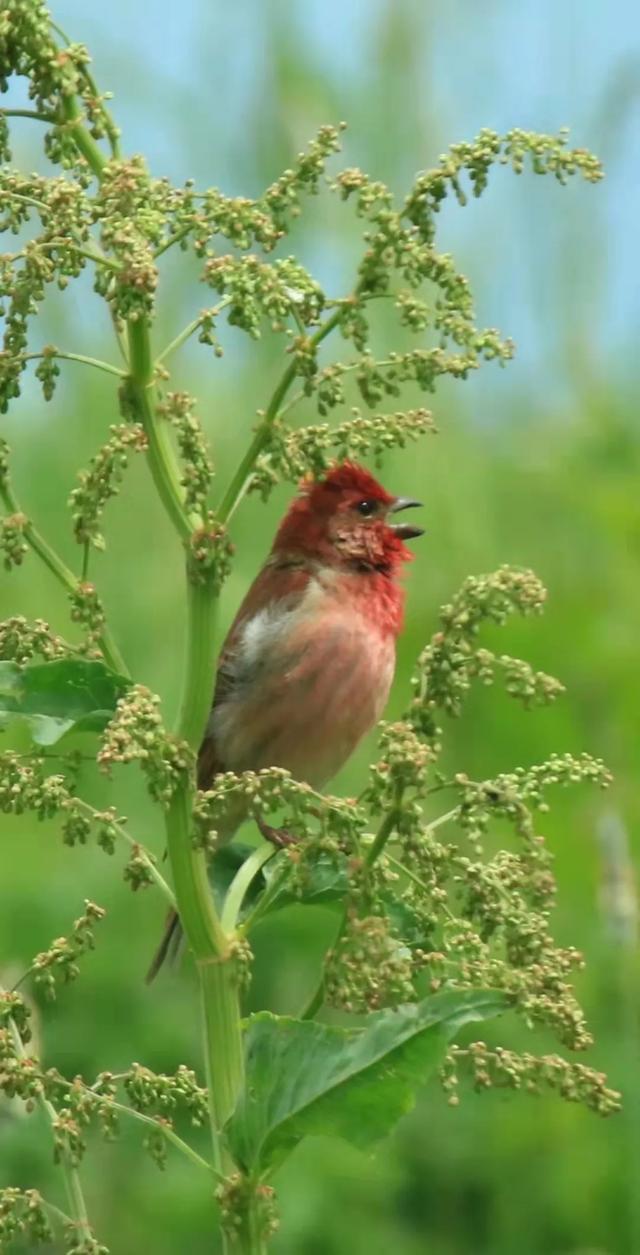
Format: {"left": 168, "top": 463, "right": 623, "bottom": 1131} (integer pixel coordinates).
{"left": 126, "top": 319, "right": 193, "bottom": 541}
{"left": 23, "top": 349, "right": 125, "bottom": 379}
{"left": 216, "top": 307, "right": 343, "bottom": 523}
{"left": 301, "top": 794, "right": 405, "bottom": 1021}
{"left": 155, "top": 297, "right": 232, "bottom": 366}
{"left": 3, "top": 996, "right": 94, "bottom": 1245}
{"left": 222, "top": 844, "right": 277, "bottom": 932}
{"left": 0, "top": 107, "right": 55, "bottom": 124}
{"left": 0, "top": 475, "right": 128, "bottom": 676}
{"left": 70, "top": 799, "right": 176, "bottom": 906}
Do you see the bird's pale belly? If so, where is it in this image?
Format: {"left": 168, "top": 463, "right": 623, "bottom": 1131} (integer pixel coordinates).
{"left": 209, "top": 604, "right": 395, "bottom": 789}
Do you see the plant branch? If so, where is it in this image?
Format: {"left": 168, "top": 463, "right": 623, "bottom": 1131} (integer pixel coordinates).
{"left": 49, "top": 19, "right": 122, "bottom": 160}
{"left": 153, "top": 223, "right": 195, "bottom": 260}
{"left": 38, "top": 1064, "right": 218, "bottom": 1180}
{"left": 155, "top": 297, "right": 232, "bottom": 366}
{"left": 23, "top": 349, "right": 125, "bottom": 379}
{"left": 365, "top": 797, "right": 403, "bottom": 868}
{"left": 155, "top": 314, "right": 207, "bottom": 366}
{"left": 0, "top": 474, "right": 128, "bottom": 676}
{"left": 59, "top": 97, "right": 107, "bottom": 179}
{"left": 3, "top": 996, "right": 94, "bottom": 1245}
{"left": 300, "top": 796, "right": 405, "bottom": 1021}
{"left": 95, "top": 1094, "right": 217, "bottom": 1178}
{"left": 215, "top": 307, "right": 344, "bottom": 524}
{"left": 0, "top": 107, "right": 55, "bottom": 124}
{"left": 121, "top": 223, "right": 243, "bottom": 1190}
{"left": 12, "top": 239, "right": 121, "bottom": 272}
{"left": 126, "top": 319, "right": 193, "bottom": 541}
{"left": 70, "top": 799, "right": 176, "bottom": 906}
{"left": 221, "top": 844, "right": 276, "bottom": 932}
{"left": 175, "top": 580, "right": 219, "bottom": 749}
{"left": 239, "top": 859, "right": 294, "bottom": 935}
{"left": 39, "top": 1196, "right": 76, "bottom": 1229}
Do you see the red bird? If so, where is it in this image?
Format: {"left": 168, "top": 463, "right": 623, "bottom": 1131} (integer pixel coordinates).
{"left": 148, "top": 462, "right": 422, "bottom": 977}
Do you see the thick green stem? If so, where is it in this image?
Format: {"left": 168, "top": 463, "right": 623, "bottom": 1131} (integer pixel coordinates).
{"left": 166, "top": 789, "right": 227, "bottom": 958}
{"left": 125, "top": 274, "right": 246, "bottom": 1192}
{"left": 200, "top": 962, "right": 245, "bottom": 1156}
{"left": 226, "top": 1189, "right": 270, "bottom": 1255}
{"left": 177, "top": 579, "right": 218, "bottom": 748}
{"left": 126, "top": 319, "right": 193, "bottom": 541}
{"left": 58, "top": 70, "right": 248, "bottom": 1251}
{"left": 166, "top": 777, "right": 245, "bottom": 1175}
{"left": 60, "top": 96, "right": 107, "bottom": 177}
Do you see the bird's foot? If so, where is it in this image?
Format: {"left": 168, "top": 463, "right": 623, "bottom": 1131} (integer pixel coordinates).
{"left": 257, "top": 817, "right": 300, "bottom": 849}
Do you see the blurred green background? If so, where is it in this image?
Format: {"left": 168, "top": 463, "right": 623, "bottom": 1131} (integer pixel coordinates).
{"left": 1, "top": 1, "right": 639, "bottom": 1252}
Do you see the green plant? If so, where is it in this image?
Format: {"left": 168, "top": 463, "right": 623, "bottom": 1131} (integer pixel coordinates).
{"left": 0, "top": 3, "right": 618, "bottom": 1251}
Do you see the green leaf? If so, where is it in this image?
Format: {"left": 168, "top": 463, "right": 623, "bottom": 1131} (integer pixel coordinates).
{"left": 261, "top": 852, "right": 347, "bottom": 911}
{"left": 0, "top": 658, "right": 129, "bottom": 746}
{"left": 246, "top": 853, "right": 431, "bottom": 947}
{"left": 227, "top": 988, "right": 508, "bottom": 1172}
{"left": 207, "top": 848, "right": 348, "bottom": 922}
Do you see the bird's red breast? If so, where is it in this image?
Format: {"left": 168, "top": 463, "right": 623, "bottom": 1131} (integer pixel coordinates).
{"left": 203, "top": 559, "right": 398, "bottom": 789}
{"left": 196, "top": 462, "right": 423, "bottom": 793}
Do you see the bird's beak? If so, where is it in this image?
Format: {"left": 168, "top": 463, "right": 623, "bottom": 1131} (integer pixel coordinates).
{"left": 389, "top": 496, "right": 424, "bottom": 540}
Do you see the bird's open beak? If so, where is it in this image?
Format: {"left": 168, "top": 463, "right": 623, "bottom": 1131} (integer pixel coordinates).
{"left": 389, "top": 496, "right": 424, "bottom": 540}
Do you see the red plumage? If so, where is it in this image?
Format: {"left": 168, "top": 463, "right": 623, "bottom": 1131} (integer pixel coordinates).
{"left": 147, "top": 461, "right": 423, "bottom": 979}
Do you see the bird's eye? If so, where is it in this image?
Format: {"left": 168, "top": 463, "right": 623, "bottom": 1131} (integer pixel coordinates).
{"left": 356, "top": 499, "right": 377, "bottom": 517}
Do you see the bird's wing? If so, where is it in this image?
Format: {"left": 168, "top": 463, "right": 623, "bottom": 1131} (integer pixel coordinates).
{"left": 196, "top": 557, "right": 313, "bottom": 789}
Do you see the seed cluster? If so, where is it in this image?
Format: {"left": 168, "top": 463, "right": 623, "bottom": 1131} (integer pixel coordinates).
{"left": 30, "top": 899, "right": 105, "bottom": 999}
{"left": 441, "top": 1043, "right": 620, "bottom": 1117}
{"left": 97, "top": 686, "right": 193, "bottom": 804}
{"left": 0, "top": 615, "right": 68, "bottom": 663}
{"left": 0, "top": 986, "right": 211, "bottom": 1188}
{"left": 321, "top": 568, "right": 616, "bottom": 1099}
{"left": 69, "top": 423, "right": 147, "bottom": 548}
{"left": 252, "top": 407, "right": 435, "bottom": 498}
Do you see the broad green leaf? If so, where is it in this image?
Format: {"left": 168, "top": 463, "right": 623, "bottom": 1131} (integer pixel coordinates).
{"left": 0, "top": 659, "right": 129, "bottom": 746}
{"left": 227, "top": 988, "right": 508, "bottom": 1172}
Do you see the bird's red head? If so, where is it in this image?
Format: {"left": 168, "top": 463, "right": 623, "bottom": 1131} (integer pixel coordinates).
{"left": 273, "top": 461, "right": 423, "bottom": 575}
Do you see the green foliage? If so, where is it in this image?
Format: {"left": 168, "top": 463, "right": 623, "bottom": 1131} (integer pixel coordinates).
{"left": 228, "top": 991, "right": 508, "bottom": 1173}
{"left": 0, "top": 1, "right": 615, "bottom": 1252}
{"left": 0, "top": 657, "right": 128, "bottom": 744}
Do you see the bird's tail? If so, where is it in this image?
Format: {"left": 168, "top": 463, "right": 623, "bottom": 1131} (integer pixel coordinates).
{"left": 145, "top": 908, "right": 183, "bottom": 983}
